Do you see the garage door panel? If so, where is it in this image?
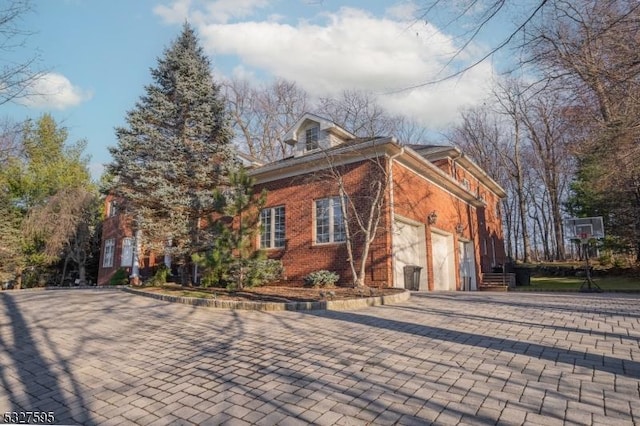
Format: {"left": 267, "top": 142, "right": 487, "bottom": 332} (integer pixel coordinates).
{"left": 432, "top": 232, "right": 455, "bottom": 291}
{"left": 393, "top": 219, "right": 427, "bottom": 290}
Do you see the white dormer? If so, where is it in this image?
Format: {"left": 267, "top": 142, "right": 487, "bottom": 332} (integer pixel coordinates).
{"left": 284, "top": 113, "right": 355, "bottom": 157}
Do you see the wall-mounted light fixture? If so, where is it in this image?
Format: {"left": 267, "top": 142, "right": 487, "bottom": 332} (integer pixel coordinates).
{"left": 455, "top": 223, "right": 464, "bottom": 235}
{"left": 427, "top": 211, "right": 438, "bottom": 225}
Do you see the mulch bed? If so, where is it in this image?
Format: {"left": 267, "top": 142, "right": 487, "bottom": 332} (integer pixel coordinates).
{"left": 142, "top": 283, "right": 404, "bottom": 303}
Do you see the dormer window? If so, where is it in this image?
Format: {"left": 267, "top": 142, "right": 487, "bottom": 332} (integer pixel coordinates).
{"left": 305, "top": 126, "right": 319, "bottom": 151}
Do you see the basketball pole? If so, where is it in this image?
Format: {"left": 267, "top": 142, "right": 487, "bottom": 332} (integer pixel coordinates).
{"left": 579, "top": 238, "right": 601, "bottom": 292}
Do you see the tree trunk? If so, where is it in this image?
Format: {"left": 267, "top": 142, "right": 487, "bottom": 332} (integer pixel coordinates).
{"left": 60, "top": 254, "right": 70, "bottom": 286}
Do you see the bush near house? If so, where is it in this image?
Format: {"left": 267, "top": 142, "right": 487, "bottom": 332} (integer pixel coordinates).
{"left": 304, "top": 270, "right": 340, "bottom": 288}
{"left": 109, "top": 268, "right": 129, "bottom": 286}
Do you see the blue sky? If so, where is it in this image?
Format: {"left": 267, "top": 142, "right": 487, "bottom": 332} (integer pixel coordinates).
{"left": 5, "top": 0, "right": 524, "bottom": 179}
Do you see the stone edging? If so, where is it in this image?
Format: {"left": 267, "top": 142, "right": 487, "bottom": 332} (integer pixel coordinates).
{"left": 122, "top": 287, "right": 411, "bottom": 311}
{"left": 1, "top": 285, "right": 127, "bottom": 292}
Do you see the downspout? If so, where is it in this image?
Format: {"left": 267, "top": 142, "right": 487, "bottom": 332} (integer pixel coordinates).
{"left": 388, "top": 146, "right": 404, "bottom": 288}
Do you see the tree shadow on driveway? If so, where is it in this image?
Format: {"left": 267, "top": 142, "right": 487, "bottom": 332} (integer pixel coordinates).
{"left": 304, "top": 306, "right": 640, "bottom": 380}
{"left": 0, "top": 292, "right": 96, "bottom": 425}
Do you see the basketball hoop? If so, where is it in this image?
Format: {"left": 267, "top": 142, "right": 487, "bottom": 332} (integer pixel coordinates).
{"left": 564, "top": 216, "right": 604, "bottom": 293}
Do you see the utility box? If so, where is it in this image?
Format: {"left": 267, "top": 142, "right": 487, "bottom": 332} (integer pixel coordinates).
{"left": 403, "top": 265, "right": 422, "bottom": 291}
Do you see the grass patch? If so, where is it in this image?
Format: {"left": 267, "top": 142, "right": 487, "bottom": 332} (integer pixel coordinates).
{"left": 515, "top": 276, "right": 640, "bottom": 291}
{"left": 179, "top": 290, "right": 214, "bottom": 298}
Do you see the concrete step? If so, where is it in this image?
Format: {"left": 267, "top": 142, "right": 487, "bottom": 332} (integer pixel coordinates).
{"left": 482, "top": 273, "right": 516, "bottom": 288}
{"left": 478, "top": 284, "right": 509, "bottom": 292}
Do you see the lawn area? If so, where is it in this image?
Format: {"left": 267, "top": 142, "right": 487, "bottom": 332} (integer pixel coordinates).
{"left": 515, "top": 275, "right": 640, "bottom": 291}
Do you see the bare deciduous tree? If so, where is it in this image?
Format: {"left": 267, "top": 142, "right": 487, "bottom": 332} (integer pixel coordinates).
{"left": 526, "top": 0, "right": 640, "bottom": 257}
{"left": 315, "top": 89, "right": 428, "bottom": 144}
{"left": 23, "top": 187, "right": 99, "bottom": 285}
{"left": 0, "top": 0, "right": 44, "bottom": 106}
{"left": 224, "top": 78, "right": 309, "bottom": 162}
{"left": 518, "top": 90, "right": 573, "bottom": 260}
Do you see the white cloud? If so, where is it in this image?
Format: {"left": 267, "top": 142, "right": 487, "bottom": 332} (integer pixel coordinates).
{"left": 201, "top": 0, "right": 270, "bottom": 24}
{"left": 21, "top": 73, "right": 93, "bottom": 110}
{"left": 154, "top": 0, "right": 269, "bottom": 25}
{"left": 155, "top": 2, "right": 495, "bottom": 129}
{"left": 89, "top": 162, "right": 105, "bottom": 181}
{"left": 153, "top": 0, "right": 191, "bottom": 25}
{"left": 385, "top": 2, "right": 419, "bottom": 21}
{"left": 196, "top": 7, "right": 493, "bottom": 128}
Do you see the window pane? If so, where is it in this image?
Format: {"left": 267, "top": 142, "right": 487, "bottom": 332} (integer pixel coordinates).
{"left": 260, "top": 209, "right": 271, "bottom": 248}
{"left": 305, "top": 126, "right": 319, "bottom": 151}
{"left": 121, "top": 238, "right": 133, "bottom": 267}
{"left": 103, "top": 239, "right": 115, "bottom": 268}
{"left": 274, "top": 206, "right": 285, "bottom": 248}
{"left": 315, "top": 199, "right": 330, "bottom": 243}
{"left": 332, "top": 197, "right": 346, "bottom": 242}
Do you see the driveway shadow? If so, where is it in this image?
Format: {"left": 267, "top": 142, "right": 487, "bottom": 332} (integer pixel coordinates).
{"left": 0, "top": 293, "right": 96, "bottom": 425}
{"left": 304, "top": 307, "right": 640, "bottom": 380}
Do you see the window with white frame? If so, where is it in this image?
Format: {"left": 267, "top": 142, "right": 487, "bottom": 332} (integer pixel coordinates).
{"left": 103, "top": 238, "right": 115, "bottom": 268}
{"left": 305, "top": 126, "right": 319, "bottom": 151}
{"left": 107, "top": 200, "right": 117, "bottom": 217}
{"left": 121, "top": 237, "right": 134, "bottom": 267}
{"left": 315, "top": 197, "right": 345, "bottom": 244}
{"left": 260, "top": 206, "right": 285, "bottom": 249}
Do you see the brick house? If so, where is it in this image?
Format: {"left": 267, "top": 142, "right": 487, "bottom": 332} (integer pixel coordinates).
{"left": 98, "top": 113, "right": 506, "bottom": 290}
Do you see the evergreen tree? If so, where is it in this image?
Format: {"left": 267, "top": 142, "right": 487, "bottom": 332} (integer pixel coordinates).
{"left": 107, "top": 23, "right": 235, "bottom": 284}
{"left": 194, "top": 168, "right": 267, "bottom": 289}
{"left": 0, "top": 114, "right": 94, "bottom": 287}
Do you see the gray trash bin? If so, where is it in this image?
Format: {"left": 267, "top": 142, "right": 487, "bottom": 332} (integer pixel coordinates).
{"left": 403, "top": 265, "right": 422, "bottom": 290}
{"left": 514, "top": 267, "right": 532, "bottom": 286}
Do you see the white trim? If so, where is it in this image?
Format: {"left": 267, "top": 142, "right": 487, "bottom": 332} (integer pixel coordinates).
{"left": 313, "top": 197, "right": 346, "bottom": 245}
{"left": 393, "top": 215, "right": 428, "bottom": 290}
{"left": 102, "top": 238, "right": 115, "bottom": 268}
{"left": 260, "top": 206, "right": 286, "bottom": 249}
{"left": 121, "top": 237, "right": 134, "bottom": 267}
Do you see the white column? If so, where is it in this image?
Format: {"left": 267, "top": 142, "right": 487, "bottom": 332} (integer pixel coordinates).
{"left": 130, "top": 229, "right": 142, "bottom": 283}
{"left": 164, "top": 238, "right": 172, "bottom": 269}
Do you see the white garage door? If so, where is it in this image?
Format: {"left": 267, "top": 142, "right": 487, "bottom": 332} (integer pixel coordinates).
{"left": 393, "top": 219, "right": 427, "bottom": 289}
{"left": 432, "top": 232, "right": 455, "bottom": 291}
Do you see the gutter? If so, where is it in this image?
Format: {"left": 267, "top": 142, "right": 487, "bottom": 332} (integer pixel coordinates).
{"left": 388, "top": 146, "right": 404, "bottom": 288}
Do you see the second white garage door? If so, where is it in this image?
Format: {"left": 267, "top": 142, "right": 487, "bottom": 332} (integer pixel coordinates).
{"left": 431, "top": 232, "right": 456, "bottom": 291}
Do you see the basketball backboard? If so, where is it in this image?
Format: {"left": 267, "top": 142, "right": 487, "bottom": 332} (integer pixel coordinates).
{"left": 564, "top": 217, "right": 605, "bottom": 241}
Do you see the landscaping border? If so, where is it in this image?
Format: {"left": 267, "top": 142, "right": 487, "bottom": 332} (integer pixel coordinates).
{"left": 122, "top": 287, "right": 411, "bottom": 311}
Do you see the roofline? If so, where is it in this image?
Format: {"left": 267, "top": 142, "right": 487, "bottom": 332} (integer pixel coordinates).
{"left": 413, "top": 146, "right": 506, "bottom": 198}
{"left": 283, "top": 112, "right": 356, "bottom": 145}
{"left": 248, "top": 139, "right": 494, "bottom": 207}
{"left": 248, "top": 137, "right": 397, "bottom": 183}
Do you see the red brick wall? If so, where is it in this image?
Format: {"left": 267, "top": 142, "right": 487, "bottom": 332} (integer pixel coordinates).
{"left": 97, "top": 195, "right": 133, "bottom": 285}
{"left": 97, "top": 196, "right": 164, "bottom": 285}
{"left": 255, "top": 159, "right": 392, "bottom": 287}
{"left": 98, "top": 153, "right": 505, "bottom": 289}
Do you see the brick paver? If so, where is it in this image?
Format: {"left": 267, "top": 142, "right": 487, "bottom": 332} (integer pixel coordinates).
{"left": 1, "top": 290, "right": 639, "bottom": 425}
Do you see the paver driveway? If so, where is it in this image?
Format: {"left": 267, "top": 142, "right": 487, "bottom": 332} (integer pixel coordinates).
{"left": 1, "top": 289, "right": 639, "bottom": 425}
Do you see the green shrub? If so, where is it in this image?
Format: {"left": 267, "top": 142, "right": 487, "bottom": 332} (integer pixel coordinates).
{"left": 613, "top": 256, "right": 627, "bottom": 268}
{"left": 598, "top": 252, "right": 613, "bottom": 267}
{"left": 193, "top": 244, "right": 233, "bottom": 288}
{"left": 109, "top": 268, "right": 129, "bottom": 286}
{"left": 146, "top": 264, "right": 171, "bottom": 286}
{"left": 232, "top": 258, "right": 284, "bottom": 288}
{"left": 304, "top": 270, "right": 339, "bottom": 288}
